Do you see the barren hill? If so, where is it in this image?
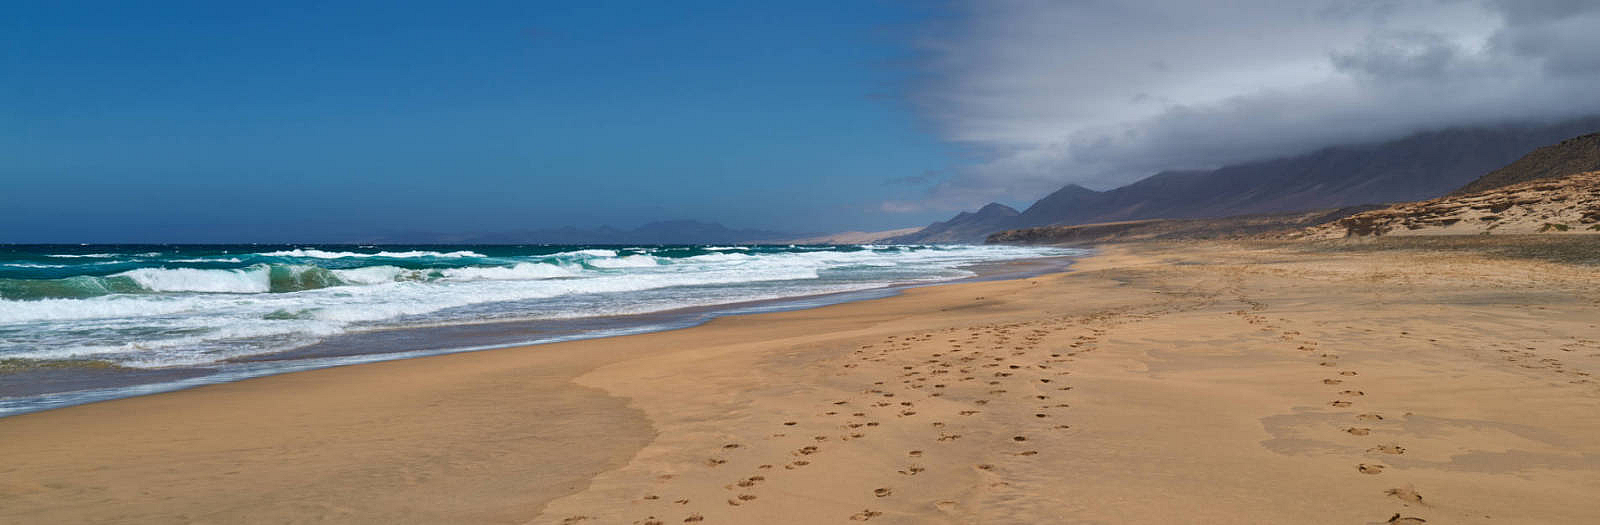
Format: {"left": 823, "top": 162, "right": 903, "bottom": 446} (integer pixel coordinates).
{"left": 1302, "top": 171, "right": 1600, "bottom": 238}
{"left": 1452, "top": 133, "right": 1600, "bottom": 195}
{"left": 984, "top": 207, "right": 1379, "bottom": 245}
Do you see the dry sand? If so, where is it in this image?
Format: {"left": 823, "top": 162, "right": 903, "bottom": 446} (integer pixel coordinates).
{"left": 3, "top": 241, "right": 1600, "bottom": 524}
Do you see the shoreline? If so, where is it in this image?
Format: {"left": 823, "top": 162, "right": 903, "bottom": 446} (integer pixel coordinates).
{"left": 3, "top": 242, "right": 1598, "bottom": 523}
{"left": 0, "top": 255, "right": 1080, "bottom": 418}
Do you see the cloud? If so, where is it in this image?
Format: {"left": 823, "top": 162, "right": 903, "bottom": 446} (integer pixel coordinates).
{"left": 898, "top": 0, "right": 1600, "bottom": 210}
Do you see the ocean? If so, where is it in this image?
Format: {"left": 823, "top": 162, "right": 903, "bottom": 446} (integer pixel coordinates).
{"left": 0, "top": 243, "right": 1078, "bottom": 415}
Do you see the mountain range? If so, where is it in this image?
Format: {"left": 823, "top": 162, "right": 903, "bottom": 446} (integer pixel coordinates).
{"left": 892, "top": 116, "right": 1600, "bottom": 243}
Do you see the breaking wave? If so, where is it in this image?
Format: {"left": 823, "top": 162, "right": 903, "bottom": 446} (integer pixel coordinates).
{"left": 0, "top": 243, "right": 1080, "bottom": 368}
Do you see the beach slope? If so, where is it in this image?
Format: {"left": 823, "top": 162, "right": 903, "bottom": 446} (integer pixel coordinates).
{"left": 4, "top": 241, "right": 1599, "bottom": 524}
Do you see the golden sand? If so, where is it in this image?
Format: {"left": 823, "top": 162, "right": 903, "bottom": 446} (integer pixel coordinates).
{"left": 4, "top": 242, "right": 1599, "bottom": 524}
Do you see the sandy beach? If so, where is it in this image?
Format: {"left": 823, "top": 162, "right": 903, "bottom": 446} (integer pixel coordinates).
{"left": 4, "top": 240, "right": 1600, "bottom": 524}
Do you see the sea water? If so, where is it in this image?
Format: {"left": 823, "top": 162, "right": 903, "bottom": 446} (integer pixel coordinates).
{"left": 0, "top": 243, "right": 1078, "bottom": 415}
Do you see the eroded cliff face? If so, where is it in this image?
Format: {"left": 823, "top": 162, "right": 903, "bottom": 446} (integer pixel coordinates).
{"left": 1302, "top": 171, "right": 1600, "bottom": 239}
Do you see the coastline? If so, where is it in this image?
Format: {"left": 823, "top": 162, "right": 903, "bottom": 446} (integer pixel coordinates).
{"left": 0, "top": 255, "right": 1079, "bottom": 418}
{"left": 4, "top": 242, "right": 1599, "bottom": 523}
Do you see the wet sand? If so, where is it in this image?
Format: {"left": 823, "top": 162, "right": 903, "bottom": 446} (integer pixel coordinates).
{"left": 3, "top": 241, "right": 1599, "bottom": 524}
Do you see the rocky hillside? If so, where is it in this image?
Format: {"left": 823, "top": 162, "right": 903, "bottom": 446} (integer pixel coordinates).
{"left": 1302, "top": 171, "right": 1600, "bottom": 238}
{"left": 885, "top": 203, "right": 1019, "bottom": 244}
{"left": 986, "top": 206, "right": 1379, "bottom": 246}
{"left": 1452, "top": 133, "right": 1600, "bottom": 194}
{"left": 896, "top": 116, "right": 1600, "bottom": 243}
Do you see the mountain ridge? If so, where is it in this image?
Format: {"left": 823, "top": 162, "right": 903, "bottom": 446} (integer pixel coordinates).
{"left": 1452, "top": 133, "right": 1600, "bottom": 195}
{"left": 895, "top": 116, "right": 1600, "bottom": 243}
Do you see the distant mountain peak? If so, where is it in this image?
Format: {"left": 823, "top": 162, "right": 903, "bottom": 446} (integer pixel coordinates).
{"left": 895, "top": 115, "right": 1600, "bottom": 243}
{"left": 975, "top": 203, "right": 1021, "bottom": 216}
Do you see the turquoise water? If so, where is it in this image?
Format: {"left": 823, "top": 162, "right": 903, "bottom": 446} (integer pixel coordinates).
{"left": 0, "top": 244, "right": 1076, "bottom": 370}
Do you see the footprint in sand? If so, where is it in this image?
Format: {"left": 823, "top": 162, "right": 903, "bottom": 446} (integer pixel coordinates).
{"left": 1330, "top": 400, "right": 1354, "bottom": 407}
{"left": 874, "top": 488, "right": 893, "bottom": 498}
{"left": 1339, "top": 390, "right": 1366, "bottom": 396}
{"left": 1385, "top": 513, "right": 1427, "bottom": 524}
{"left": 1358, "top": 463, "right": 1386, "bottom": 474}
{"left": 1385, "top": 486, "right": 1423, "bottom": 503}
{"left": 683, "top": 514, "right": 704, "bottom": 523}
{"left": 1369, "top": 444, "right": 1406, "bottom": 455}
{"left": 1340, "top": 371, "right": 1358, "bottom": 376}
{"left": 908, "top": 450, "right": 923, "bottom": 457}
{"left": 1323, "top": 379, "right": 1343, "bottom": 384}
{"left": 849, "top": 509, "right": 883, "bottom": 521}
{"left": 1357, "top": 413, "right": 1384, "bottom": 421}
{"left": 1345, "top": 427, "right": 1372, "bottom": 436}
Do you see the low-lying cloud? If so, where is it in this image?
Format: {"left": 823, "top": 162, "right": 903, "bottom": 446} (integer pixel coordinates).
{"left": 889, "top": 0, "right": 1600, "bottom": 212}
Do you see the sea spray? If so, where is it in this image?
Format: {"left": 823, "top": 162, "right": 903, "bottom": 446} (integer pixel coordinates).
{"left": 0, "top": 244, "right": 1078, "bottom": 369}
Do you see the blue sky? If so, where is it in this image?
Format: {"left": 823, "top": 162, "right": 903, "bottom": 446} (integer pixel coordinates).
{"left": 2, "top": 1, "right": 954, "bottom": 242}
{"left": 10, "top": 1, "right": 1597, "bottom": 242}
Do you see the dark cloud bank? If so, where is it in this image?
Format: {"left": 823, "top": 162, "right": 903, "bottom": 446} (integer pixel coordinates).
{"left": 890, "top": 0, "right": 1600, "bottom": 212}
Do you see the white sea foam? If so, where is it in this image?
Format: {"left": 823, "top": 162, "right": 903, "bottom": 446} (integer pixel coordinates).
{"left": 1, "top": 245, "right": 1081, "bottom": 369}
{"left": 439, "top": 262, "right": 576, "bottom": 281}
{"left": 683, "top": 252, "right": 753, "bottom": 262}
{"left": 117, "top": 266, "right": 271, "bottom": 293}
{"left": 329, "top": 265, "right": 418, "bottom": 284}
{"left": 257, "top": 249, "right": 487, "bottom": 259}
{"left": 558, "top": 249, "right": 619, "bottom": 258}
{"left": 0, "top": 295, "right": 214, "bottom": 323}
{"left": 586, "top": 255, "right": 660, "bottom": 268}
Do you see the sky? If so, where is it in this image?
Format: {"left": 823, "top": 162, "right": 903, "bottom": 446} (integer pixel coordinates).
{"left": 893, "top": 0, "right": 1600, "bottom": 212}
{"left": 5, "top": 1, "right": 1600, "bottom": 242}
{"left": 2, "top": 1, "right": 950, "bottom": 242}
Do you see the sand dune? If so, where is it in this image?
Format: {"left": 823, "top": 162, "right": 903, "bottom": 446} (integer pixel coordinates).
{"left": 4, "top": 241, "right": 1599, "bottom": 524}
{"left": 1304, "top": 171, "right": 1600, "bottom": 238}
